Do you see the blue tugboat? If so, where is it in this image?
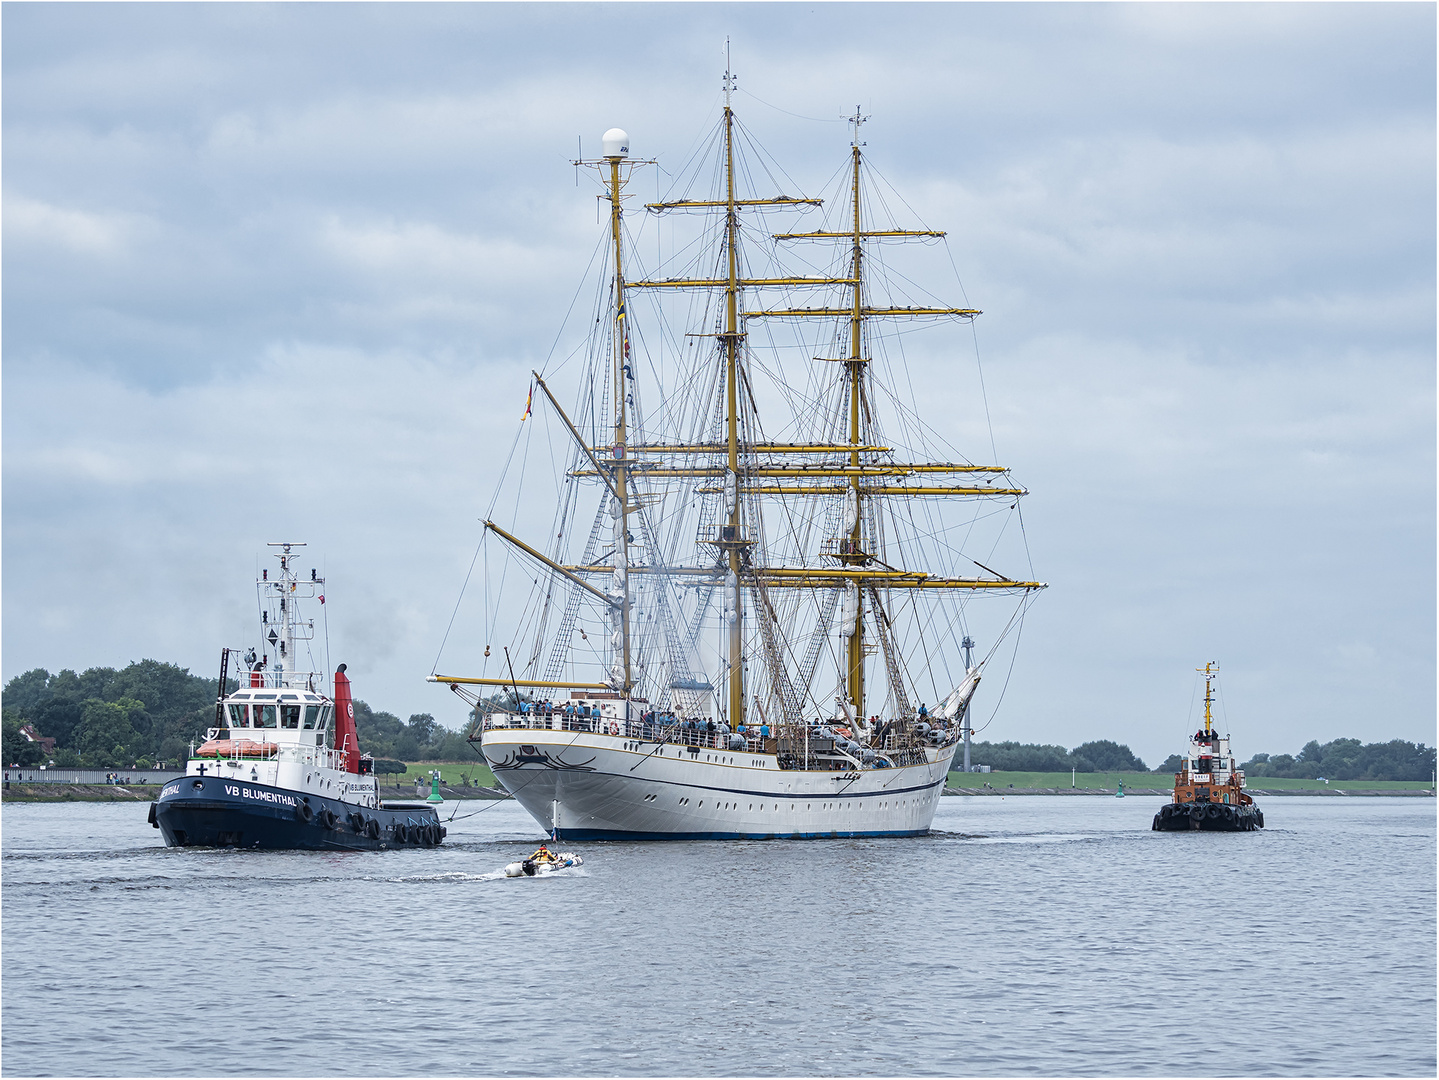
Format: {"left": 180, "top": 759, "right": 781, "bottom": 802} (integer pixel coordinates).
{"left": 151, "top": 542, "right": 445, "bottom": 850}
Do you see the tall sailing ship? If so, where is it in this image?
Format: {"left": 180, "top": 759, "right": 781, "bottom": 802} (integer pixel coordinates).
{"left": 432, "top": 74, "right": 1045, "bottom": 839}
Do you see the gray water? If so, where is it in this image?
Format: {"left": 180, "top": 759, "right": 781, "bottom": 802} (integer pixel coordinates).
{"left": 2, "top": 795, "right": 1433, "bottom": 1077}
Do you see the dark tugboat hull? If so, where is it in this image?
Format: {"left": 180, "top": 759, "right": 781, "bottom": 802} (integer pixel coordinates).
{"left": 152, "top": 775, "right": 445, "bottom": 851}
{"left": 1152, "top": 802, "right": 1263, "bottom": 832}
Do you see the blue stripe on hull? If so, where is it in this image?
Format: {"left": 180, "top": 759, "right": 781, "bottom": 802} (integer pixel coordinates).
{"left": 154, "top": 775, "right": 442, "bottom": 851}
{"left": 554, "top": 827, "right": 932, "bottom": 841}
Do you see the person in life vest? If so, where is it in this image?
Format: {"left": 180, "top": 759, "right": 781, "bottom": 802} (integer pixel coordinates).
{"left": 530, "top": 845, "right": 557, "bottom": 865}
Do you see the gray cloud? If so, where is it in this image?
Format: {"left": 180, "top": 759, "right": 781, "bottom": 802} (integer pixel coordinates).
{"left": 4, "top": 3, "right": 1432, "bottom": 765}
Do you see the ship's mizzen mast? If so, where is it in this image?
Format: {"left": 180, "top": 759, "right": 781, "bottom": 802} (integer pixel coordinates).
{"left": 753, "top": 111, "right": 1035, "bottom": 724}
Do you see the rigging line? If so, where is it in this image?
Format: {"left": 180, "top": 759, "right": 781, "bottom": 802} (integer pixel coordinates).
{"left": 967, "top": 317, "right": 1000, "bottom": 467}
{"left": 543, "top": 232, "right": 612, "bottom": 380}
{"left": 1016, "top": 498, "right": 1036, "bottom": 581}
{"left": 969, "top": 594, "right": 1031, "bottom": 736}
{"left": 434, "top": 531, "right": 489, "bottom": 675}
{"left": 736, "top": 85, "right": 848, "bottom": 126}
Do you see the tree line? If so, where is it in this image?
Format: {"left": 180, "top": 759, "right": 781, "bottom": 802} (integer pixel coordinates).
{"left": 961, "top": 739, "right": 1150, "bottom": 773}
{"left": 1238, "top": 738, "right": 1434, "bottom": 782}
{"left": 6, "top": 663, "right": 1431, "bottom": 781}
{"left": 963, "top": 737, "right": 1433, "bottom": 782}
{"left": 1, "top": 662, "right": 474, "bottom": 769}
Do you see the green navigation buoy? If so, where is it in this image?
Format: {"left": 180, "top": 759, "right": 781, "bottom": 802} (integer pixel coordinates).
{"left": 427, "top": 769, "right": 444, "bottom": 803}
{"left": 1117, "top": 779, "right": 1125, "bottom": 798}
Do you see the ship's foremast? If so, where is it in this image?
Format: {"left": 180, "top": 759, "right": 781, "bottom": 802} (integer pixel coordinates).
{"left": 607, "top": 140, "right": 635, "bottom": 700}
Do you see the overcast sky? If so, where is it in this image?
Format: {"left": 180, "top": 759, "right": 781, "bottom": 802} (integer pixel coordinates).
{"left": 4, "top": 3, "right": 1433, "bottom": 766}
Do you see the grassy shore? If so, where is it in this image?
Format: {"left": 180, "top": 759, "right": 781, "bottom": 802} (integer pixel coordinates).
{"left": 382, "top": 760, "right": 497, "bottom": 788}
{"left": 947, "top": 770, "right": 1433, "bottom": 795}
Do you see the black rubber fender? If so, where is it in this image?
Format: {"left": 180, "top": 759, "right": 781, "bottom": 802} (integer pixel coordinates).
{"left": 1152, "top": 813, "right": 1161, "bottom": 831}
{"left": 148, "top": 803, "right": 158, "bottom": 828}
{"left": 439, "top": 826, "right": 447, "bottom": 839}
{"left": 297, "top": 800, "right": 314, "bottom": 823}
{"left": 365, "top": 818, "right": 380, "bottom": 840}
{"left": 1256, "top": 809, "right": 1264, "bottom": 828}
{"left": 394, "top": 823, "right": 409, "bottom": 844}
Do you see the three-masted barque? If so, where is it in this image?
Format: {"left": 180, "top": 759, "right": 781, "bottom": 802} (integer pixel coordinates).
{"left": 432, "top": 73, "right": 1045, "bottom": 839}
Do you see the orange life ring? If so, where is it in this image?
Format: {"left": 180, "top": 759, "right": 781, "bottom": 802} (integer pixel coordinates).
{"left": 609, "top": 721, "right": 620, "bottom": 736}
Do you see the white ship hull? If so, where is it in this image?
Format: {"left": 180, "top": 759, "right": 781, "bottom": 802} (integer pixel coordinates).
{"left": 480, "top": 726, "right": 952, "bottom": 840}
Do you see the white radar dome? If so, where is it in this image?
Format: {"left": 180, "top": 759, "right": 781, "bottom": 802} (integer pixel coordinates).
{"left": 602, "top": 128, "right": 630, "bottom": 158}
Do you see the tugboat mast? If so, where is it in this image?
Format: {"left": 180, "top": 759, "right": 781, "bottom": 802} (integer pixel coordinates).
{"left": 1201, "top": 661, "right": 1218, "bottom": 734}
{"left": 264, "top": 541, "right": 308, "bottom": 688}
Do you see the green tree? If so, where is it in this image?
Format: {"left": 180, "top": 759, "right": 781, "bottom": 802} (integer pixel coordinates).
{"left": 1072, "top": 739, "right": 1146, "bottom": 772}
{"left": 1155, "top": 753, "right": 1185, "bottom": 773}
{"left": 2, "top": 711, "right": 46, "bottom": 767}
{"left": 2, "top": 669, "right": 54, "bottom": 715}
{"left": 75, "top": 698, "right": 145, "bottom": 767}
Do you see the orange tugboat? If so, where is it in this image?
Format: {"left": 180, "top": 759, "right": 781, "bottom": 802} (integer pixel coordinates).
{"left": 1153, "top": 663, "right": 1263, "bottom": 832}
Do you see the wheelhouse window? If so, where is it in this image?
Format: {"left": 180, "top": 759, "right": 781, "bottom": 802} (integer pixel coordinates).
{"left": 253, "top": 704, "right": 277, "bottom": 728}
{"left": 303, "top": 705, "right": 321, "bottom": 730}
{"left": 318, "top": 705, "right": 332, "bottom": 730}
{"left": 227, "top": 704, "right": 250, "bottom": 728}
{"left": 280, "top": 704, "right": 301, "bottom": 729}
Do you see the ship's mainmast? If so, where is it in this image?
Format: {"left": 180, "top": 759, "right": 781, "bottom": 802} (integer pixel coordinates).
{"left": 842, "top": 107, "right": 870, "bottom": 723}
{"left": 721, "top": 69, "right": 746, "bottom": 731}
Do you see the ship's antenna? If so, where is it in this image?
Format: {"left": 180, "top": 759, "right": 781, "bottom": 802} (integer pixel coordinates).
{"left": 849, "top": 104, "right": 870, "bottom": 147}
{"left": 724, "top": 38, "right": 735, "bottom": 108}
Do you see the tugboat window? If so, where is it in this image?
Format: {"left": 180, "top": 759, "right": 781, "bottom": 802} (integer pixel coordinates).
{"left": 227, "top": 704, "right": 249, "bottom": 727}
{"left": 280, "top": 705, "right": 301, "bottom": 729}
{"left": 254, "top": 704, "right": 277, "bottom": 728}
{"left": 302, "top": 706, "right": 320, "bottom": 730}
{"left": 318, "top": 706, "right": 331, "bottom": 730}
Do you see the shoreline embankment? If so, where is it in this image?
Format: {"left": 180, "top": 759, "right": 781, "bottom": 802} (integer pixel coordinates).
{"left": 944, "top": 785, "right": 1434, "bottom": 797}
